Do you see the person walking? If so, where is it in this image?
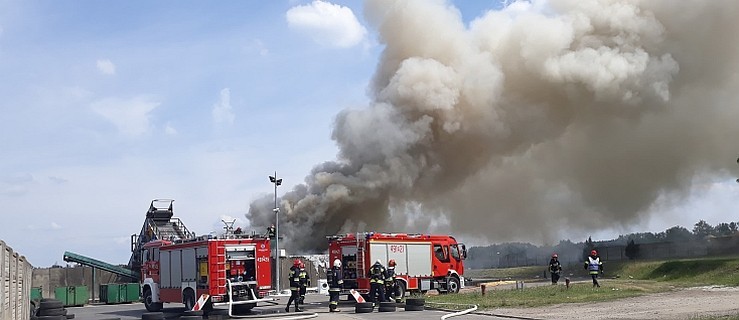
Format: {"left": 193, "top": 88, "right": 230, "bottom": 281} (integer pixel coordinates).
{"left": 549, "top": 253, "right": 562, "bottom": 284}
{"left": 285, "top": 259, "right": 303, "bottom": 312}
{"left": 327, "top": 259, "right": 344, "bottom": 312}
{"left": 368, "top": 259, "right": 386, "bottom": 306}
{"left": 384, "top": 259, "right": 398, "bottom": 302}
{"left": 298, "top": 261, "right": 309, "bottom": 307}
{"left": 584, "top": 250, "right": 603, "bottom": 288}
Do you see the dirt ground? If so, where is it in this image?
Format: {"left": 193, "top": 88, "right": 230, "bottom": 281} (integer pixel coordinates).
{"left": 480, "top": 286, "right": 739, "bottom": 320}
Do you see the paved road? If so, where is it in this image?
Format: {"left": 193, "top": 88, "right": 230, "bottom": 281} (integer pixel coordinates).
{"left": 64, "top": 293, "right": 502, "bottom": 320}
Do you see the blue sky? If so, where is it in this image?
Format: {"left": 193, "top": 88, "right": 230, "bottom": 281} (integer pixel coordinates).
{"left": 0, "top": 0, "right": 502, "bottom": 267}
{"left": 1, "top": 0, "right": 737, "bottom": 267}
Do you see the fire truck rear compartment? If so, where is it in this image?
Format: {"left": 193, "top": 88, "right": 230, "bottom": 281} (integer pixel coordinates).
{"left": 225, "top": 246, "right": 259, "bottom": 308}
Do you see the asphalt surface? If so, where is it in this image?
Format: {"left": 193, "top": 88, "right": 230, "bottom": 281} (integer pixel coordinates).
{"left": 62, "top": 293, "right": 502, "bottom": 320}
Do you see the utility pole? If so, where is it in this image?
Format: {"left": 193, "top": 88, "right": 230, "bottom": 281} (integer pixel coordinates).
{"left": 269, "top": 172, "right": 282, "bottom": 293}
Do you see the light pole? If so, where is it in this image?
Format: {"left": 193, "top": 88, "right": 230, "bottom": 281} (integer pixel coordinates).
{"left": 269, "top": 172, "right": 282, "bottom": 293}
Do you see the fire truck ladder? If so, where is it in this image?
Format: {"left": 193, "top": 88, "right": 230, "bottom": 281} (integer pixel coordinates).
{"left": 128, "top": 199, "right": 195, "bottom": 270}
{"left": 63, "top": 251, "right": 139, "bottom": 280}
{"left": 356, "top": 234, "right": 366, "bottom": 279}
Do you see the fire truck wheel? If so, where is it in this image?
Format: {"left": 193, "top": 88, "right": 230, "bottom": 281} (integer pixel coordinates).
{"left": 395, "top": 280, "right": 406, "bottom": 298}
{"left": 183, "top": 290, "right": 196, "bottom": 311}
{"left": 65, "top": 314, "right": 75, "bottom": 319}
{"left": 35, "top": 316, "right": 66, "bottom": 320}
{"left": 179, "top": 316, "right": 202, "bottom": 320}
{"left": 446, "top": 276, "right": 460, "bottom": 294}
{"left": 143, "top": 288, "right": 163, "bottom": 312}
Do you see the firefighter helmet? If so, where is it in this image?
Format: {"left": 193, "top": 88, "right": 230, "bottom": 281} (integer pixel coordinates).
{"left": 388, "top": 259, "right": 396, "bottom": 267}
{"left": 375, "top": 259, "right": 382, "bottom": 265}
{"left": 552, "top": 253, "right": 558, "bottom": 258}
{"left": 293, "top": 259, "right": 302, "bottom": 267}
{"left": 299, "top": 261, "right": 305, "bottom": 268}
{"left": 333, "top": 259, "right": 342, "bottom": 268}
{"left": 590, "top": 250, "right": 598, "bottom": 256}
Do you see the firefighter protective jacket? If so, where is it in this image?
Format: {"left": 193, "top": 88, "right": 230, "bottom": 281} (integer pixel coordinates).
{"left": 327, "top": 266, "right": 343, "bottom": 291}
{"left": 368, "top": 262, "right": 386, "bottom": 284}
{"left": 385, "top": 266, "right": 396, "bottom": 287}
{"left": 289, "top": 266, "right": 303, "bottom": 290}
{"left": 549, "top": 259, "right": 562, "bottom": 274}
{"left": 299, "top": 267, "right": 309, "bottom": 287}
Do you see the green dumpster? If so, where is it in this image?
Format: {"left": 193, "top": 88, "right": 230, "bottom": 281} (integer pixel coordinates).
{"left": 100, "top": 283, "right": 140, "bottom": 304}
{"left": 100, "top": 284, "right": 122, "bottom": 304}
{"left": 125, "top": 283, "right": 140, "bottom": 302}
{"left": 31, "top": 287, "right": 43, "bottom": 301}
{"left": 54, "top": 286, "right": 88, "bottom": 307}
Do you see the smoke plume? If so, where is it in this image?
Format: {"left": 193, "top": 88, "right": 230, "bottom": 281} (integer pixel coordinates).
{"left": 247, "top": 0, "right": 739, "bottom": 252}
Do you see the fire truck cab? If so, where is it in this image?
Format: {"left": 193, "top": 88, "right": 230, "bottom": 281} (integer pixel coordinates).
{"left": 328, "top": 232, "right": 467, "bottom": 299}
{"left": 139, "top": 234, "right": 273, "bottom": 314}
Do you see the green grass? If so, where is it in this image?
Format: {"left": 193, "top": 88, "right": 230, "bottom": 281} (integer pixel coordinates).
{"left": 688, "top": 315, "right": 739, "bottom": 320}
{"left": 609, "top": 257, "right": 739, "bottom": 286}
{"left": 427, "top": 280, "right": 671, "bottom": 309}
{"left": 431, "top": 256, "right": 739, "bottom": 310}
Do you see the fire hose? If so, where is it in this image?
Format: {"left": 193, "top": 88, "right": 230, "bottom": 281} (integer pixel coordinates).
{"left": 426, "top": 302, "right": 545, "bottom": 320}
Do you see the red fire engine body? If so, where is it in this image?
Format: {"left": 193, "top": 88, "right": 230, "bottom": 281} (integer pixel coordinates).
{"left": 139, "top": 234, "right": 273, "bottom": 313}
{"left": 328, "top": 232, "right": 467, "bottom": 298}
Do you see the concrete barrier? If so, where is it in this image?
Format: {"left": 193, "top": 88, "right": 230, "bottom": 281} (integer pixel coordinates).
{"left": 1, "top": 240, "right": 33, "bottom": 320}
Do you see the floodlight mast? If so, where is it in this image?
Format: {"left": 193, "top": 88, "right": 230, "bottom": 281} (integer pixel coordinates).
{"left": 269, "top": 172, "right": 283, "bottom": 293}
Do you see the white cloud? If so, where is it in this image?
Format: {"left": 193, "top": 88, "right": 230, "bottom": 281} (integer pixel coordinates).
{"left": 247, "top": 39, "right": 269, "bottom": 56}
{"left": 50, "top": 222, "right": 62, "bottom": 230}
{"left": 212, "top": 88, "right": 235, "bottom": 125}
{"left": 90, "top": 96, "right": 160, "bottom": 136}
{"left": 286, "top": 0, "right": 367, "bottom": 48}
{"left": 96, "top": 59, "right": 116, "bottom": 75}
{"left": 164, "top": 122, "right": 178, "bottom": 135}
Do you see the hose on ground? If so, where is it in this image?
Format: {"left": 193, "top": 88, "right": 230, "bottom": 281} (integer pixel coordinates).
{"left": 425, "top": 302, "right": 478, "bottom": 319}
{"left": 426, "top": 302, "right": 544, "bottom": 320}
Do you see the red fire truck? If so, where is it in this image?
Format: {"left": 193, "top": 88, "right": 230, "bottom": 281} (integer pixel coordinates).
{"left": 139, "top": 234, "right": 274, "bottom": 313}
{"left": 327, "top": 232, "right": 467, "bottom": 298}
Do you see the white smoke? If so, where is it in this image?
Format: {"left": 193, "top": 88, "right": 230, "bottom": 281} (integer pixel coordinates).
{"left": 247, "top": 0, "right": 739, "bottom": 251}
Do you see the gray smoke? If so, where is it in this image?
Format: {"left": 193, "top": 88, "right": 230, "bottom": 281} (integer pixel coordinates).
{"left": 247, "top": 0, "right": 739, "bottom": 252}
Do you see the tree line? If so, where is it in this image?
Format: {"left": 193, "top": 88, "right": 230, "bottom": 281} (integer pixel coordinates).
{"left": 467, "top": 219, "right": 739, "bottom": 269}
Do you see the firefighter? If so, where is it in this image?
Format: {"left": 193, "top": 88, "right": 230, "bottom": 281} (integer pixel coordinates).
{"left": 384, "top": 259, "right": 398, "bottom": 302}
{"left": 327, "top": 259, "right": 343, "bottom": 312}
{"left": 298, "top": 261, "right": 309, "bottom": 306}
{"left": 549, "top": 253, "right": 562, "bottom": 284}
{"left": 285, "top": 259, "right": 303, "bottom": 312}
{"left": 368, "top": 259, "right": 386, "bottom": 305}
{"left": 584, "top": 250, "right": 603, "bottom": 288}
{"left": 267, "top": 224, "right": 276, "bottom": 238}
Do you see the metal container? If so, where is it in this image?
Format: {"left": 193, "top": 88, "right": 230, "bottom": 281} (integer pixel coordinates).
{"left": 55, "top": 285, "right": 89, "bottom": 307}
{"left": 125, "top": 283, "right": 140, "bottom": 302}
{"left": 100, "top": 284, "right": 122, "bottom": 304}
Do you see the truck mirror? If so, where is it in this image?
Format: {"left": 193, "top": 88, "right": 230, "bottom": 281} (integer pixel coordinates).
{"left": 461, "top": 244, "right": 467, "bottom": 259}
